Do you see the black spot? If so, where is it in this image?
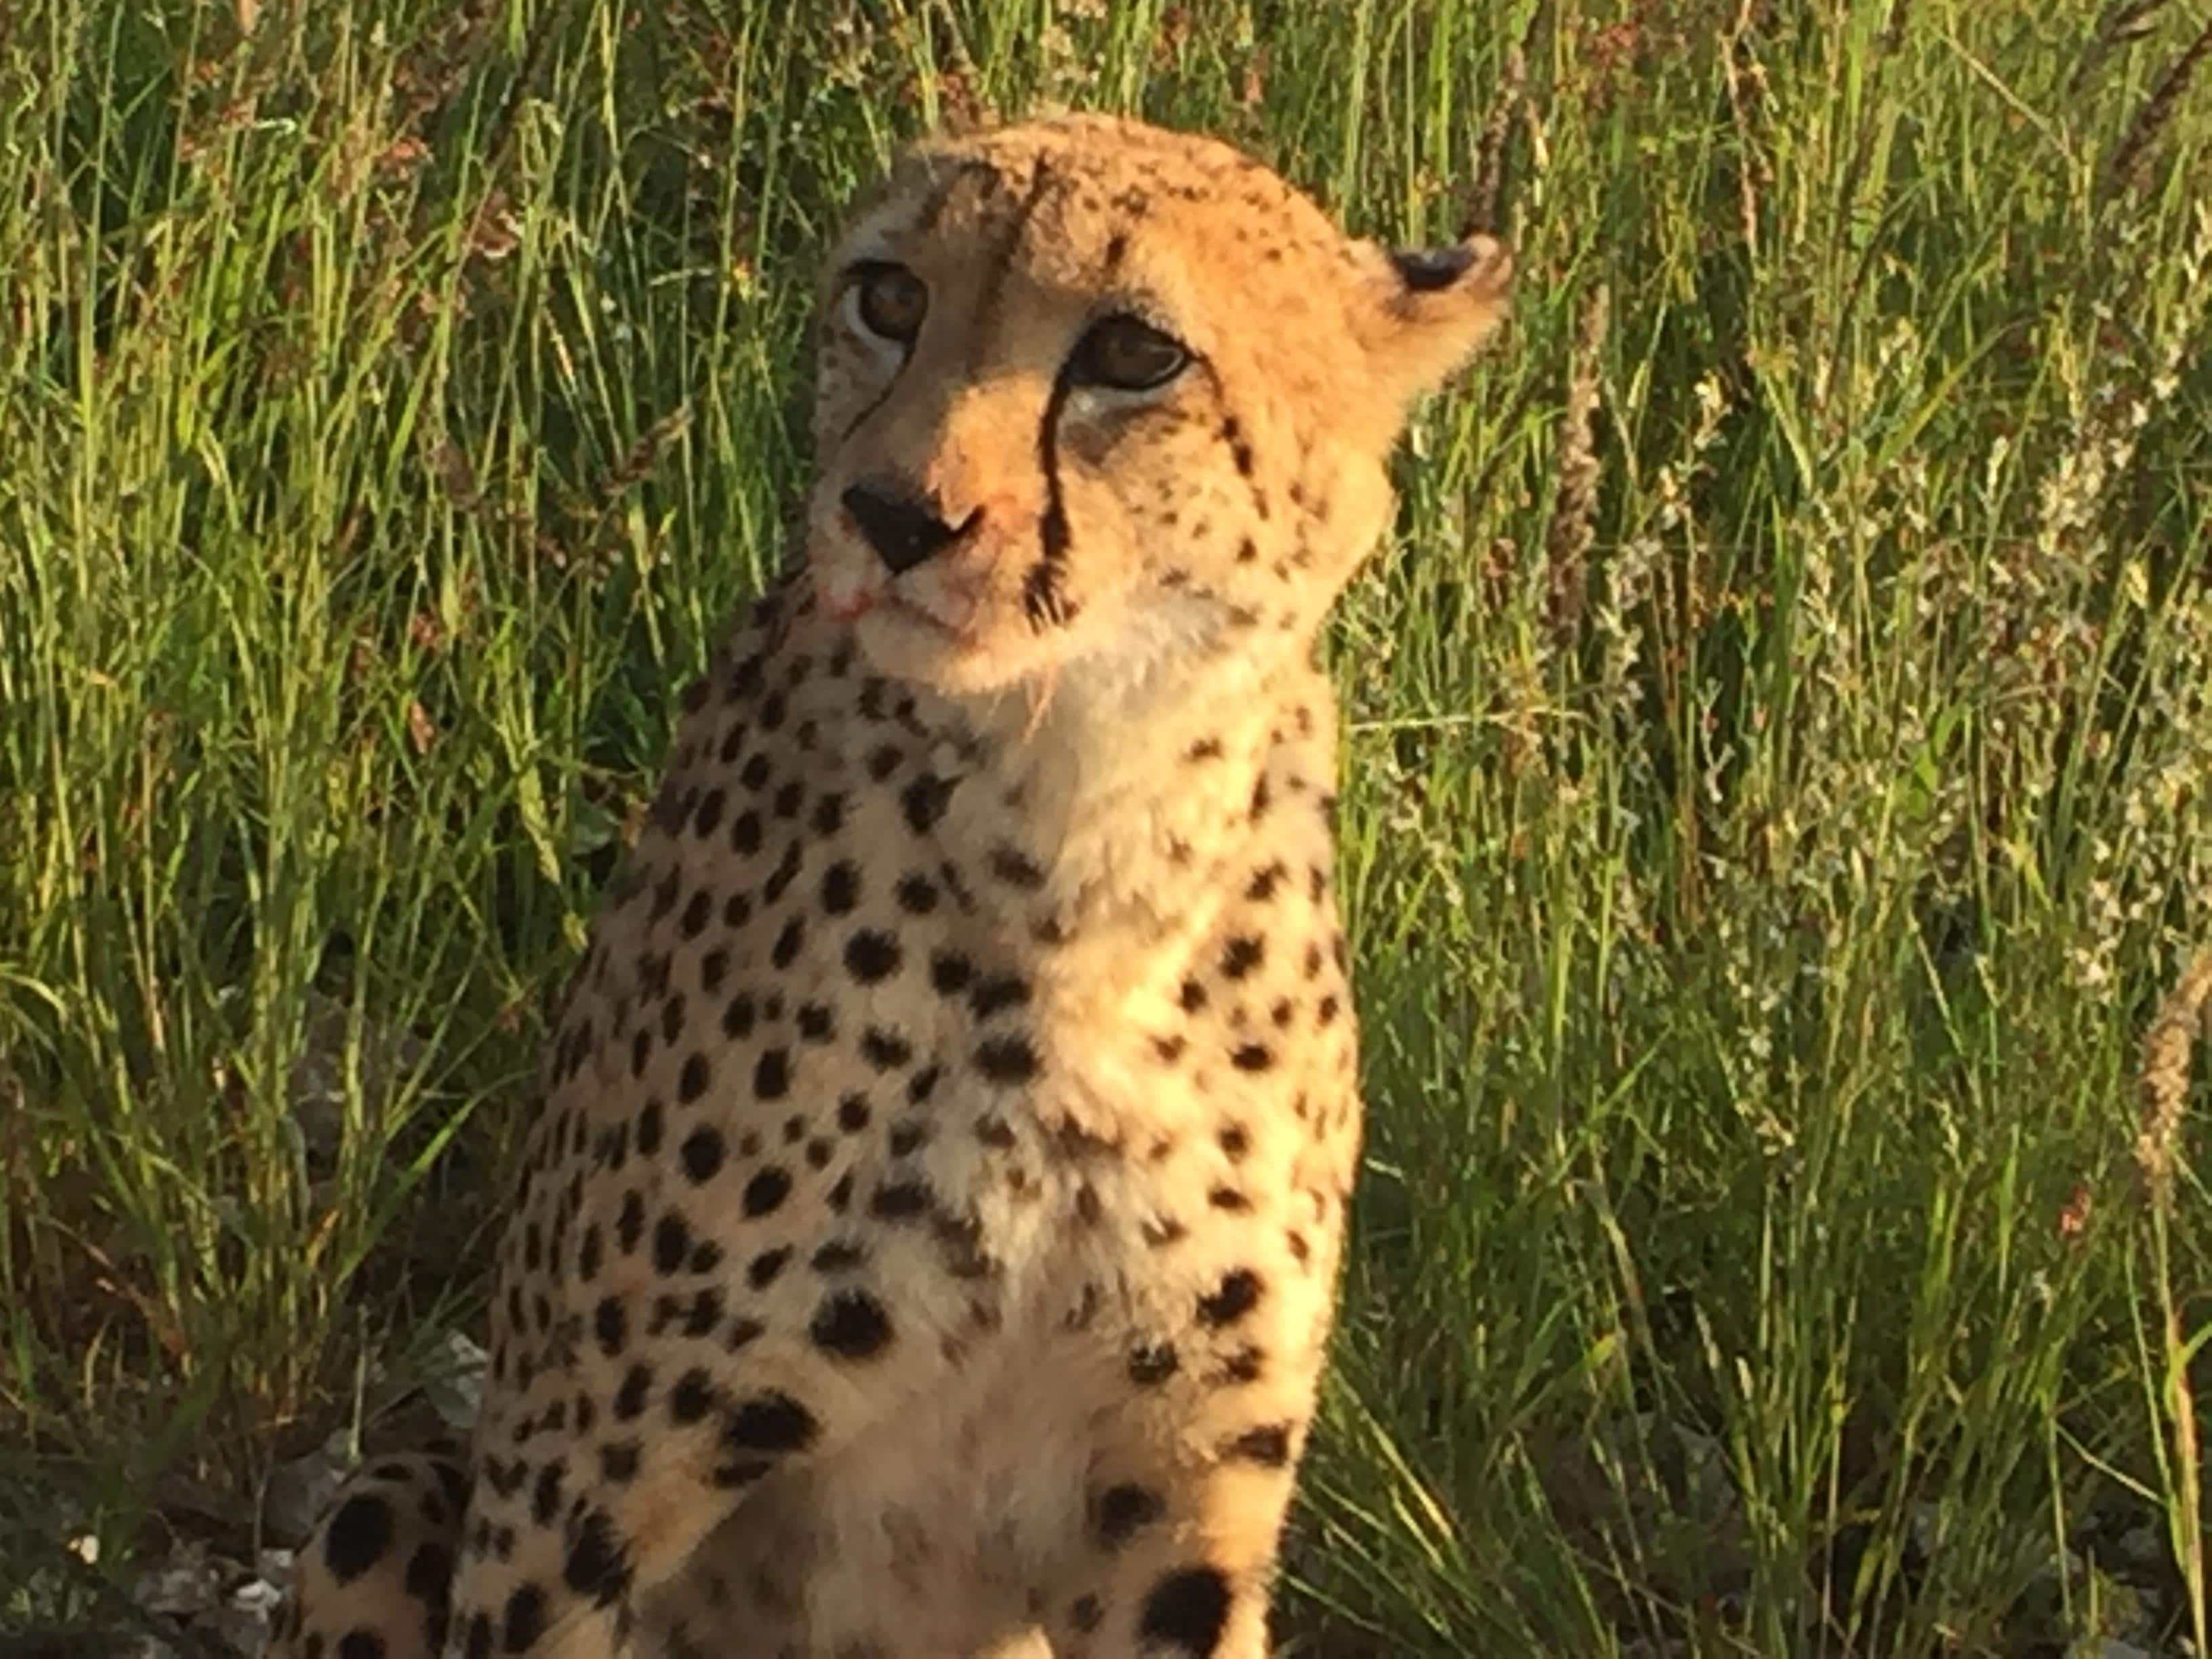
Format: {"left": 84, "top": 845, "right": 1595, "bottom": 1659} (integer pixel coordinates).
{"left": 988, "top": 844, "right": 1046, "bottom": 889}
{"left": 837, "top": 1093, "right": 872, "bottom": 1132}
{"left": 861, "top": 1026, "right": 912, "bottom": 1070}
{"left": 1221, "top": 937, "right": 1264, "bottom": 978}
{"left": 747, "top": 1247, "right": 790, "bottom": 1288}
{"left": 614, "top": 1364, "right": 651, "bottom": 1420}
{"left": 723, "top": 994, "right": 757, "bottom": 1038}
{"left": 895, "top": 872, "right": 939, "bottom": 914}
{"left": 1179, "top": 979, "right": 1207, "bottom": 1011}
{"left": 531, "top": 1460, "right": 565, "bottom": 1525}
{"left": 975, "top": 1035, "right": 1039, "bottom": 1084}
{"left": 809, "top": 1288, "right": 894, "bottom": 1359}
{"left": 764, "top": 840, "right": 803, "bottom": 903}
{"left": 1198, "top": 1269, "right": 1263, "bottom": 1326}
{"left": 1071, "top": 1594, "right": 1104, "bottom": 1633}
{"left": 1231, "top": 1043, "right": 1273, "bottom": 1072}
{"left": 901, "top": 771, "right": 954, "bottom": 832}
{"left": 743, "top": 1167, "right": 792, "bottom": 1216}
{"left": 501, "top": 1582, "right": 548, "bottom": 1652}
{"left": 670, "top": 1368, "right": 716, "bottom": 1423}
{"left": 1219, "top": 1345, "right": 1267, "bottom": 1384}
{"left": 1225, "top": 1423, "right": 1294, "bottom": 1467}
{"left": 731, "top": 809, "right": 763, "bottom": 855}
{"left": 754, "top": 1047, "right": 790, "bottom": 1099}
{"left": 600, "top": 1442, "right": 640, "bottom": 1482}
{"left": 1139, "top": 1567, "right": 1232, "bottom": 1654}
{"left": 970, "top": 975, "right": 1029, "bottom": 1019}
{"left": 1128, "top": 1342, "right": 1179, "bottom": 1385}
{"left": 821, "top": 861, "right": 861, "bottom": 914}
{"left": 724, "top": 1391, "right": 819, "bottom": 1452}
{"left": 562, "top": 1509, "right": 632, "bottom": 1607}
{"left": 616, "top": 1191, "right": 644, "bottom": 1253}
{"left": 812, "top": 1238, "right": 868, "bottom": 1271}
{"left": 870, "top": 1179, "right": 932, "bottom": 1220}
{"left": 653, "top": 1212, "right": 691, "bottom": 1274}
{"left": 680, "top": 1128, "right": 724, "bottom": 1183}
{"left": 1095, "top": 1483, "right": 1166, "bottom": 1549}
{"left": 323, "top": 1494, "right": 394, "bottom": 1584}
{"left": 403, "top": 1539, "right": 451, "bottom": 1602}
{"left": 844, "top": 929, "right": 902, "bottom": 983}
{"left": 636, "top": 1099, "right": 664, "bottom": 1154}
{"left": 680, "top": 1287, "right": 724, "bottom": 1340}
{"left": 773, "top": 916, "right": 806, "bottom": 968}
{"left": 339, "top": 1633, "right": 387, "bottom": 1659}
{"left": 811, "top": 792, "right": 847, "bottom": 835}
{"left": 678, "top": 1052, "right": 711, "bottom": 1103}
{"left": 680, "top": 889, "right": 712, "bottom": 939}
{"left": 930, "top": 951, "right": 975, "bottom": 995}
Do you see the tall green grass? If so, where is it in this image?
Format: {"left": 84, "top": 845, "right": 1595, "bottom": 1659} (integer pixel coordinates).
{"left": 1, "top": 1, "right": 2207, "bottom": 1652}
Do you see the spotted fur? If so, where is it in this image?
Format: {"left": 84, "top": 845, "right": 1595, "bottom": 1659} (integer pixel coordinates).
{"left": 272, "top": 112, "right": 1509, "bottom": 1659}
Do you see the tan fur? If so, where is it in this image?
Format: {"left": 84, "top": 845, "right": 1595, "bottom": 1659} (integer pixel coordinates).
{"left": 273, "top": 112, "right": 1507, "bottom": 1659}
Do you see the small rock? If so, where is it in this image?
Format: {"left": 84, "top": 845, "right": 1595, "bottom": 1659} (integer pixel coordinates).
{"left": 261, "top": 1431, "right": 354, "bottom": 1545}
{"left": 129, "top": 1547, "right": 220, "bottom": 1618}
{"left": 422, "top": 1328, "right": 489, "bottom": 1433}
{"left": 2115, "top": 1523, "right": 2165, "bottom": 1572}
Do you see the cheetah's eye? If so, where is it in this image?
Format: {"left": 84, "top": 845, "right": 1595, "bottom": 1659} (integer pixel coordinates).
{"left": 1070, "top": 314, "right": 1190, "bottom": 392}
{"left": 850, "top": 262, "right": 929, "bottom": 344}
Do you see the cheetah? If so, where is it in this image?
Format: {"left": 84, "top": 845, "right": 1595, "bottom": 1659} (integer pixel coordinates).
{"left": 269, "top": 112, "right": 1509, "bottom": 1659}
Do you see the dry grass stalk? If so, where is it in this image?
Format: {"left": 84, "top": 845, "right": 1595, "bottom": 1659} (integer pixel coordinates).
{"left": 1544, "top": 283, "right": 1609, "bottom": 645}
{"left": 2071, "top": 0, "right": 2176, "bottom": 94}
{"left": 2103, "top": 8, "right": 2212, "bottom": 199}
{"left": 2137, "top": 947, "right": 2211, "bottom": 1650}
{"left": 1464, "top": 42, "right": 1528, "bottom": 237}
{"left": 1723, "top": 0, "right": 1770, "bottom": 252}
{"left": 2136, "top": 947, "right": 2211, "bottom": 1206}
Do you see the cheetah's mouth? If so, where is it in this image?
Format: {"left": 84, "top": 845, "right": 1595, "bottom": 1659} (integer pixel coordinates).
{"left": 884, "top": 590, "right": 967, "bottom": 638}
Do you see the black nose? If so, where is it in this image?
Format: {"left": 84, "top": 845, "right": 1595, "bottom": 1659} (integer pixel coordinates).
{"left": 841, "top": 483, "right": 972, "bottom": 576}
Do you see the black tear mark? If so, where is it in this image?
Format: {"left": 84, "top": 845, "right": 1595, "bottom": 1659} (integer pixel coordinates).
{"left": 1027, "top": 351, "right": 1082, "bottom": 631}
{"left": 1390, "top": 244, "right": 1477, "bottom": 292}
{"left": 838, "top": 374, "right": 905, "bottom": 447}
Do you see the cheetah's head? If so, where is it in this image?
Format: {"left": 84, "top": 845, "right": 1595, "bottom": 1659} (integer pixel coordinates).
{"left": 805, "top": 113, "right": 1511, "bottom": 701}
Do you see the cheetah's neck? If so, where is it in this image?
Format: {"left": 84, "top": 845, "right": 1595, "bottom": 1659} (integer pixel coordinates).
{"left": 926, "top": 639, "right": 1338, "bottom": 1016}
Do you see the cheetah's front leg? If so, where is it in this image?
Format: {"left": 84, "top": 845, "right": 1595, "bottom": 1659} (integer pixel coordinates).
{"left": 1040, "top": 1250, "right": 1336, "bottom": 1659}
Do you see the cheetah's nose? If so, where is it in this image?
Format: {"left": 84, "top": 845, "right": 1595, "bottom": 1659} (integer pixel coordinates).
{"left": 842, "top": 482, "right": 977, "bottom": 576}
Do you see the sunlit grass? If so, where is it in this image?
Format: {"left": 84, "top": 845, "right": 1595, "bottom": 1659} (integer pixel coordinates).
{"left": 1, "top": 1, "right": 2207, "bottom": 1652}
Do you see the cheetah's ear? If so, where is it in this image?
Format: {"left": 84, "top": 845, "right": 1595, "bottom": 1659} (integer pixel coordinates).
{"left": 1354, "top": 232, "right": 1513, "bottom": 405}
